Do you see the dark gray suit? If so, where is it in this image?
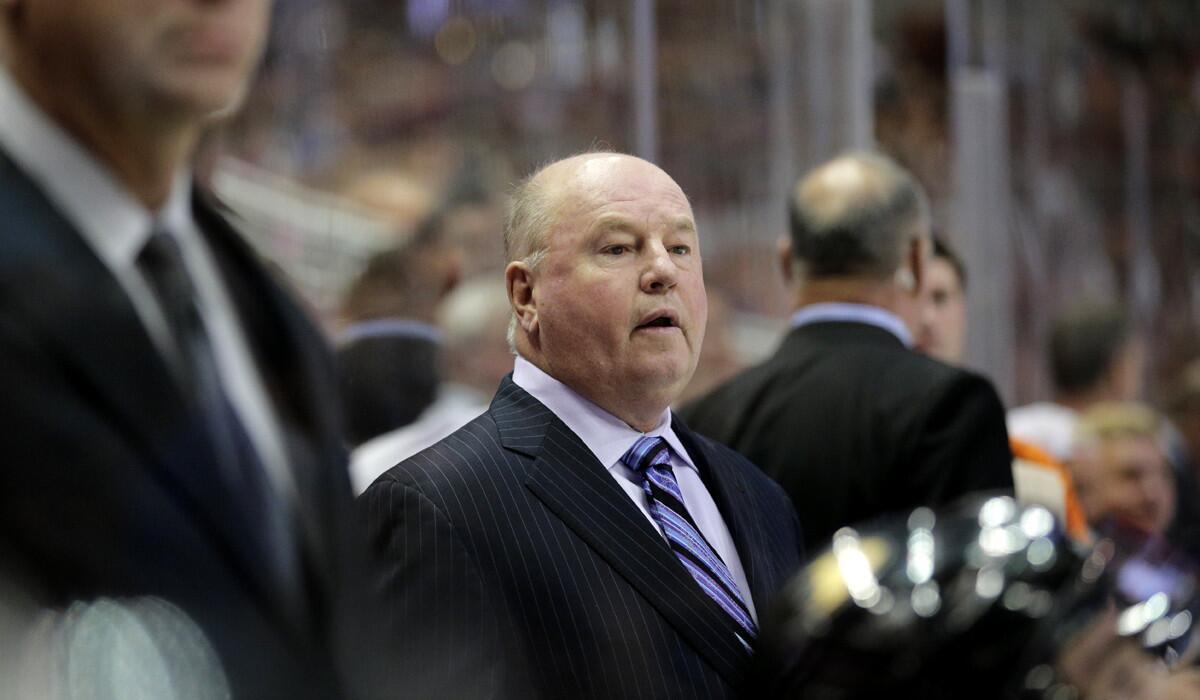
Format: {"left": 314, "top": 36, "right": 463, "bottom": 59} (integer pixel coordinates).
{"left": 682, "top": 320, "right": 1014, "bottom": 554}
{"left": 360, "top": 377, "right": 804, "bottom": 699}
{"left": 0, "top": 148, "right": 383, "bottom": 699}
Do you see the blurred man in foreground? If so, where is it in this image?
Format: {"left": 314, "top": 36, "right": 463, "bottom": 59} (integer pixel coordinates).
{"left": 683, "top": 151, "right": 1013, "bottom": 553}
{"left": 362, "top": 152, "right": 803, "bottom": 699}
{"left": 0, "top": 1, "right": 380, "bottom": 696}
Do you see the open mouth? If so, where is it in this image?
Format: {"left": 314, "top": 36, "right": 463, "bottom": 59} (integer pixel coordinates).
{"left": 636, "top": 310, "right": 680, "bottom": 330}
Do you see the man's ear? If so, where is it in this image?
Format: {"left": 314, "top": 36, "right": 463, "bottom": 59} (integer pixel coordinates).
{"left": 906, "top": 236, "right": 927, "bottom": 296}
{"left": 506, "top": 260, "right": 538, "bottom": 338}
{"left": 777, "top": 235, "right": 794, "bottom": 285}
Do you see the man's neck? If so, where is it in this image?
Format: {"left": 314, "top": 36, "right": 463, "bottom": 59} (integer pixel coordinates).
{"left": 519, "top": 351, "right": 672, "bottom": 433}
{"left": 9, "top": 61, "right": 198, "bottom": 209}
{"left": 793, "top": 277, "right": 921, "bottom": 338}
{"left": 793, "top": 277, "right": 900, "bottom": 313}
{"left": 1053, "top": 388, "right": 1115, "bottom": 413}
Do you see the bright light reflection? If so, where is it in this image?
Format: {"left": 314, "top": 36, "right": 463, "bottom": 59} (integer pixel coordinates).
{"left": 906, "top": 529, "right": 935, "bottom": 584}
{"left": 1027, "top": 537, "right": 1056, "bottom": 569}
{"left": 1019, "top": 507, "right": 1055, "bottom": 539}
{"left": 833, "top": 530, "right": 882, "bottom": 608}
{"left": 979, "top": 497, "right": 1016, "bottom": 529}
{"left": 1169, "top": 611, "right": 1192, "bottom": 640}
{"left": 975, "top": 567, "right": 1005, "bottom": 599}
{"left": 911, "top": 581, "right": 941, "bottom": 617}
{"left": 979, "top": 524, "right": 1028, "bottom": 557}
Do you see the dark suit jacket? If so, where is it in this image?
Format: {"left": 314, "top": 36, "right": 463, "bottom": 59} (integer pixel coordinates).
{"left": 360, "top": 377, "right": 804, "bottom": 699}
{"left": 0, "top": 149, "right": 382, "bottom": 699}
{"left": 681, "top": 320, "right": 1013, "bottom": 554}
{"left": 337, "top": 332, "right": 440, "bottom": 447}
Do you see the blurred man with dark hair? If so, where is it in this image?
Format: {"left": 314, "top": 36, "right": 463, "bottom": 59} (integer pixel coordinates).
{"left": 914, "top": 236, "right": 1088, "bottom": 540}
{"left": 0, "top": 1, "right": 382, "bottom": 696}
{"left": 1008, "top": 301, "right": 1144, "bottom": 462}
{"left": 916, "top": 236, "right": 968, "bottom": 364}
{"left": 683, "top": 151, "right": 1013, "bottom": 554}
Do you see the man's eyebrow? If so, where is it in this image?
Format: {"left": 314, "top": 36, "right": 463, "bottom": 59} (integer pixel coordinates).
{"left": 589, "top": 215, "right": 697, "bottom": 233}
{"left": 590, "top": 216, "right": 638, "bottom": 235}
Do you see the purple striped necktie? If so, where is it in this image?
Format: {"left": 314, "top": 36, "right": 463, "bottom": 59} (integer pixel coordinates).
{"left": 622, "top": 435, "right": 757, "bottom": 650}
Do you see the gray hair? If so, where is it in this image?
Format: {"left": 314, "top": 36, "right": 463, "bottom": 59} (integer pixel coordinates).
{"left": 787, "top": 150, "right": 931, "bottom": 280}
{"left": 502, "top": 149, "right": 619, "bottom": 351}
{"left": 502, "top": 166, "right": 558, "bottom": 352}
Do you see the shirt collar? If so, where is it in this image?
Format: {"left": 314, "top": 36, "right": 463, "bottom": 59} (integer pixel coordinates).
{"left": 0, "top": 68, "right": 192, "bottom": 271}
{"left": 337, "top": 318, "right": 444, "bottom": 347}
{"left": 789, "top": 302, "right": 914, "bottom": 347}
{"left": 511, "top": 356, "right": 696, "bottom": 473}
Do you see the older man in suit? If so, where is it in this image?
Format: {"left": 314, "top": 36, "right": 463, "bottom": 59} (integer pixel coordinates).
{"left": 0, "top": 0, "right": 382, "bottom": 696}
{"left": 361, "top": 152, "right": 803, "bottom": 699}
{"left": 682, "top": 151, "right": 1013, "bottom": 554}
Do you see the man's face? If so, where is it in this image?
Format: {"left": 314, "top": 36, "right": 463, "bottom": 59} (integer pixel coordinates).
{"left": 531, "top": 156, "right": 707, "bottom": 412}
{"left": 917, "top": 256, "right": 967, "bottom": 364}
{"left": 12, "top": 0, "right": 270, "bottom": 119}
{"left": 1076, "top": 437, "right": 1175, "bottom": 535}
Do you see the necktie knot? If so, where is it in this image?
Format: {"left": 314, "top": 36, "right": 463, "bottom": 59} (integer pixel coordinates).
{"left": 621, "top": 435, "right": 671, "bottom": 474}
{"left": 139, "top": 227, "right": 196, "bottom": 303}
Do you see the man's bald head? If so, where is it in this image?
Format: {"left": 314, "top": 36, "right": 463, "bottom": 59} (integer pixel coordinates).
{"left": 787, "top": 151, "right": 931, "bottom": 281}
{"left": 504, "top": 152, "right": 635, "bottom": 269}
{"left": 503, "top": 151, "right": 688, "bottom": 348}
{"left": 502, "top": 152, "right": 705, "bottom": 430}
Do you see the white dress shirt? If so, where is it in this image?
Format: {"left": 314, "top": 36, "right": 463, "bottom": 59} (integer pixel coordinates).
{"left": 790, "top": 301, "right": 914, "bottom": 347}
{"left": 512, "top": 356, "right": 757, "bottom": 620}
{"left": 0, "top": 69, "right": 295, "bottom": 502}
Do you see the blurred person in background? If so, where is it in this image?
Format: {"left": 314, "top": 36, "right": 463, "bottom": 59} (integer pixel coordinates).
{"left": 0, "top": 0, "right": 384, "bottom": 696}
{"left": 917, "top": 236, "right": 1088, "bottom": 540}
{"left": 361, "top": 152, "right": 803, "bottom": 699}
{"left": 350, "top": 275, "right": 512, "bottom": 493}
{"left": 916, "top": 236, "right": 968, "bottom": 364}
{"left": 1073, "top": 402, "right": 1176, "bottom": 538}
{"left": 335, "top": 170, "right": 457, "bottom": 447}
{"left": 683, "top": 151, "right": 1013, "bottom": 554}
{"left": 1165, "top": 359, "right": 1200, "bottom": 564}
{"left": 1008, "top": 302, "right": 1145, "bottom": 463}
{"left": 337, "top": 225, "right": 458, "bottom": 447}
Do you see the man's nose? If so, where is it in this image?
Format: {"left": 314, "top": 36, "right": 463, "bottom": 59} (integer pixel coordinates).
{"left": 641, "top": 244, "right": 678, "bottom": 293}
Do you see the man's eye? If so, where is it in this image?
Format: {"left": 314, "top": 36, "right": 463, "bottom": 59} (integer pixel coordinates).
{"left": 670, "top": 245, "right": 690, "bottom": 255}
{"left": 605, "top": 245, "right": 629, "bottom": 255}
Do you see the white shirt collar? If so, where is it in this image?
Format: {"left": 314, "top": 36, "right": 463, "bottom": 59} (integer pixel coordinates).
{"left": 789, "top": 302, "right": 914, "bottom": 347}
{"left": 0, "top": 68, "right": 192, "bottom": 269}
{"left": 511, "top": 356, "right": 697, "bottom": 473}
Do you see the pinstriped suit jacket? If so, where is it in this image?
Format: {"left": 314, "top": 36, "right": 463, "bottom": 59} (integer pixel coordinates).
{"left": 361, "top": 376, "right": 803, "bottom": 699}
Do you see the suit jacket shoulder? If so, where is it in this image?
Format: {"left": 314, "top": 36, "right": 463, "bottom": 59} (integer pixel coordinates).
{"left": 682, "top": 321, "right": 1012, "bottom": 553}
{"left": 0, "top": 152, "right": 377, "bottom": 699}
{"left": 362, "top": 378, "right": 803, "bottom": 700}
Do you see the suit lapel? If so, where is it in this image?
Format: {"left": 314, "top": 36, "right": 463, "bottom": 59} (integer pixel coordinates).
{"left": 673, "top": 417, "right": 787, "bottom": 609}
{"left": 192, "top": 194, "right": 338, "bottom": 592}
{"left": 0, "top": 154, "right": 309, "bottom": 634}
{"left": 491, "top": 379, "right": 751, "bottom": 685}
